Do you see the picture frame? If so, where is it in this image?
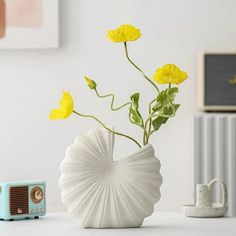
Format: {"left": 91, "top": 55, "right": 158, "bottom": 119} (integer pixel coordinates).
{"left": 0, "top": 0, "right": 59, "bottom": 49}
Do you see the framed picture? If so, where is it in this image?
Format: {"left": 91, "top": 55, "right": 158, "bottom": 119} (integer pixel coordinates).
{"left": 0, "top": 0, "right": 59, "bottom": 49}
{"left": 199, "top": 53, "right": 236, "bottom": 111}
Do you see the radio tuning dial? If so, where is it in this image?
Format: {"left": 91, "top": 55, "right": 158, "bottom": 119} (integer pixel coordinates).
{"left": 31, "top": 187, "right": 43, "bottom": 203}
{"left": 17, "top": 208, "right": 22, "bottom": 214}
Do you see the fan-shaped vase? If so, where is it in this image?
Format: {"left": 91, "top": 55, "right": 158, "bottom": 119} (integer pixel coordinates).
{"left": 59, "top": 127, "right": 162, "bottom": 228}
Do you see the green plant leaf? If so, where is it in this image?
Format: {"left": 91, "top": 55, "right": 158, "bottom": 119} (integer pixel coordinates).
{"left": 129, "top": 93, "right": 144, "bottom": 128}
{"left": 152, "top": 87, "right": 179, "bottom": 112}
{"left": 152, "top": 104, "right": 180, "bottom": 131}
{"left": 167, "top": 87, "right": 179, "bottom": 101}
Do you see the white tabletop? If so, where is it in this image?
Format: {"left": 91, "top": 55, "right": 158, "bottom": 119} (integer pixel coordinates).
{"left": 0, "top": 212, "right": 235, "bottom": 236}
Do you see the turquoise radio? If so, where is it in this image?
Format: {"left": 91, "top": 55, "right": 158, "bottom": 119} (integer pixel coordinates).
{"left": 0, "top": 180, "right": 46, "bottom": 220}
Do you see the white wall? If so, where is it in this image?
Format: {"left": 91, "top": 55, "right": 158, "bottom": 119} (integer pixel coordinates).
{"left": 0, "top": 0, "right": 235, "bottom": 212}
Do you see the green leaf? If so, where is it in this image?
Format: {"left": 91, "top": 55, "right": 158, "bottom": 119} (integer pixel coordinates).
{"left": 152, "top": 116, "right": 168, "bottom": 131}
{"left": 129, "top": 93, "right": 144, "bottom": 128}
{"left": 168, "top": 87, "right": 179, "bottom": 101}
{"left": 152, "top": 104, "right": 180, "bottom": 131}
{"left": 152, "top": 87, "right": 179, "bottom": 112}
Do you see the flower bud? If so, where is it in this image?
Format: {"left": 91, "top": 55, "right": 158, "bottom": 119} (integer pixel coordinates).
{"left": 84, "top": 76, "right": 97, "bottom": 89}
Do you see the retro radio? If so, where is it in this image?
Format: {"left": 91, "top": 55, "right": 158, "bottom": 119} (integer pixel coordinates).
{"left": 199, "top": 52, "right": 236, "bottom": 111}
{"left": 0, "top": 180, "right": 46, "bottom": 220}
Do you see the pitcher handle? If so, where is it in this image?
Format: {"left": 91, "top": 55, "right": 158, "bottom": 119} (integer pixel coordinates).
{"left": 208, "top": 178, "right": 227, "bottom": 207}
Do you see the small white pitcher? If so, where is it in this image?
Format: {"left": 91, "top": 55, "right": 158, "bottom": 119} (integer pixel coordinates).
{"left": 196, "top": 178, "right": 227, "bottom": 208}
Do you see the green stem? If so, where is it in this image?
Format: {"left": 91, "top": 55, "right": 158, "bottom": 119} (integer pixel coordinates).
{"left": 143, "top": 107, "right": 176, "bottom": 145}
{"left": 94, "top": 88, "right": 134, "bottom": 132}
{"left": 146, "top": 129, "right": 155, "bottom": 143}
{"left": 143, "top": 98, "right": 156, "bottom": 145}
{"left": 143, "top": 115, "right": 154, "bottom": 144}
{"left": 73, "top": 110, "right": 141, "bottom": 148}
{"left": 143, "top": 129, "right": 147, "bottom": 146}
{"left": 123, "top": 42, "right": 160, "bottom": 93}
{"left": 167, "top": 83, "right": 176, "bottom": 118}
{"left": 94, "top": 88, "right": 130, "bottom": 111}
{"left": 148, "top": 98, "right": 156, "bottom": 132}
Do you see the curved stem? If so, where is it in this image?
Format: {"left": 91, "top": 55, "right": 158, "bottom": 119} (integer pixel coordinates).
{"left": 143, "top": 98, "right": 156, "bottom": 145}
{"left": 143, "top": 107, "right": 175, "bottom": 145}
{"left": 143, "top": 113, "right": 160, "bottom": 145}
{"left": 143, "top": 130, "right": 146, "bottom": 146}
{"left": 94, "top": 88, "right": 130, "bottom": 111}
{"left": 146, "top": 129, "right": 155, "bottom": 143}
{"left": 143, "top": 85, "right": 177, "bottom": 145}
{"left": 123, "top": 42, "right": 160, "bottom": 93}
{"left": 148, "top": 98, "right": 156, "bottom": 132}
{"left": 73, "top": 110, "right": 141, "bottom": 148}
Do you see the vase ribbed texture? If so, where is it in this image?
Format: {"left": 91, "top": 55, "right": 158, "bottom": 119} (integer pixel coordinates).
{"left": 59, "top": 127, "right": 162, "bottom": 228}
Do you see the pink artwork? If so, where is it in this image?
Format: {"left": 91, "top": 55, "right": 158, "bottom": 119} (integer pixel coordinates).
{"left": 6, "top": 0, "right": 43, "bottom": 28}
{"left": 0, "top": 0, "right": 43, "bottom": 36}
{"left": 0, "top": 0, "right": 6, "bottom": 38}
{"left": 0, "top": 0, "right": 59, "bottom": 48}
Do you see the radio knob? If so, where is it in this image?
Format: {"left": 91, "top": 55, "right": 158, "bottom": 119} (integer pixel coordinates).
{"left": 17, "top": 208, "right": 22, "bottom": 214}
{"left": 31, "top": 187, "right": 43, "bottom": 203}
{"left": 35, "top": 190, "right": 42, "bottom": 200}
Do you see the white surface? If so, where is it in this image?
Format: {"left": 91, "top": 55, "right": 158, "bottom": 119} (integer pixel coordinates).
{"left": 0, "top": 0, "right": 59, "bottom": 48}
{"left": 0, "top": 0, "right": 236, "bottom": 212}
{"left": 59, "top": 127, "right": 162, "bottom": 227}
{"left": 0, "top": 212, "right": 235, "bottom": 235}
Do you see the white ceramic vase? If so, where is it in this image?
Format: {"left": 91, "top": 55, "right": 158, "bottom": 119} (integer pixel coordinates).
{"left": 59, "top": 127, "right": 162, "bottom": 228}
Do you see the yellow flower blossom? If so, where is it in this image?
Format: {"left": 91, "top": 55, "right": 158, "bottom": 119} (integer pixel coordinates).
{"left": 153, "top": 64, "right": 188, "bottom": 85}
{"left": 84, "top": 76, "right": 97, "bottom": 89}
{"left": 49, "top": 92, "right": 74, "bottom": 120}
{"left": 107, "top": 24, "right": 141, "bottom": 43}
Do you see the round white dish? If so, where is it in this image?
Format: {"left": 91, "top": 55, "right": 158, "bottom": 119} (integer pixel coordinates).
{"left": 183, "top": 203, "right": 228, "bottom": 218}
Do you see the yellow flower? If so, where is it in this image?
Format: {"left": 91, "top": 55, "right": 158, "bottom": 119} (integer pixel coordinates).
{"left": 84, "top": 76, "right": 97, "bottom": 89}
{"left": 153, "top": 64, "right": 188, "bottom": 85}
{"left": 107, "top": 24, "right": 141, "bottom": 43}
{"left": 49, "top": 92, "right": 74, "bottom": 120}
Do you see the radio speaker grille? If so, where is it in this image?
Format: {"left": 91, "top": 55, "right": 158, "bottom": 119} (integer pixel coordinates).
{"left": 10, "top": 186, "right": 29, "bottom": 215}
